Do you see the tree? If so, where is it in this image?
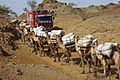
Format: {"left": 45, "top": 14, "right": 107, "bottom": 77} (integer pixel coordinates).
{"left": 23, "top": 7, "right": 29, "bottom": 12}
{"left": 68, "top": 2, "right": 77, "bottom": 8}
{"left": 27, "top": 0, "right": 37, "bottom": 10}
{"left": 0, "top": 5, "right": 10, "bottom": 15}
{"left": 0, "top": 5, "right": 17, "bottom": 17}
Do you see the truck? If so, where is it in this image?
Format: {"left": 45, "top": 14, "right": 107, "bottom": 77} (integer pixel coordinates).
{"left": 27, "top": 10, "right": 54, "bottom": 31}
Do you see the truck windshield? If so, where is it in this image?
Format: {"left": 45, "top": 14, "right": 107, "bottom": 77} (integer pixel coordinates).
{"left": 36, "top": 16, "right": 52, "bottom": 22}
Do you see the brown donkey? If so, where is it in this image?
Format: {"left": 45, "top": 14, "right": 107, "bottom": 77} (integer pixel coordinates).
{"left": 91, "top": 42, "right": 120, "bottom": 79}
{"left": 45, "top": 31, "right": 60, "bottom": 62}
{"left": 75, "top": 35, "right": 94, "bottom": 74}
{"left": 55, "top": 35, "right": 74, "bottom": 65}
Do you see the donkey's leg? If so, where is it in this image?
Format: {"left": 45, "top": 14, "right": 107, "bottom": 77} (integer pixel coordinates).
{"left": 88, "top": 58, "right": 92, "bottom": 73}
{"left": 53, "top": 49, "right": 56, "bottom": 62}
{"left": 118, "top": 65, "right": 120, "bottom": 80}
{"left": 61, "top": 52, "right": 66, "bottom": 65}
{"left": 68, "top": 51, "right": 74, "bottom": 65}
{"left": 102, "top": 58, "right": 107, "bottom": 78}
{"left": 78, "top": 51, "right": 82, "bottom": 67}
{"left": 81, "top": 50, "right": 85, "bottom": 74}
{"left": 108, "top": 65, "right": 111, "bottom": 80}
{"left": 93, "top": 55, "right": 97, "bottom": 78}
{"left": 57, "top": 48, "right": 60, "bottom": 62}
{"left": 49, "top": 45, "right": 53, "bottom": 58}
{"left": 117, "top": 55, "right": 120, "bottom": 79}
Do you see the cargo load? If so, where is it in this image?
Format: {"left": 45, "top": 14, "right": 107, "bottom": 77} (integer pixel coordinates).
{"left": 96, "top": 43, "right": 113, "bottom": 57}
{"left": 77, "top": 35, "right": 95, "bottom": 47}
{"left": 50, "top": 30, "right": 64, "bottom": 39}
{"left": 62, "top": 32, "right": 75, "bottom": 46}
{"left": 33, "top": 26, "right": 44, "bottom": 36}
{"left": 50, "top": 30, "right": 64, "bottom": 44}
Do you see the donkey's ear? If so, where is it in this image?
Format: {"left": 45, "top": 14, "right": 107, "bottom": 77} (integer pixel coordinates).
{"left": 75, "top": 35, "right": 79, "bottom": 39}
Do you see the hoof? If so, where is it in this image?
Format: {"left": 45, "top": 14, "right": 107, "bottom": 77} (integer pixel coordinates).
{"left": 53, "top": 60, "right": 56, "bottom": 62}
{"left": 81, "top": 72, "right": 85, "bottom": 74}
{"left": 71, "top": 63, "right": 74, "bottom": 65}
{"left": 32, "top": 51, "right": 34, "bottom": 53}
{"left": 79, "top": 64, "right": 82, "bottom": 67}
{"left": 94, "top": 74, "right": 97, "bottom": 78}
{"left": 66, "top": 61, "right": 69, "bottom": 63}
{"left": 49, "top": 55, "right": 52, "bottom": 58}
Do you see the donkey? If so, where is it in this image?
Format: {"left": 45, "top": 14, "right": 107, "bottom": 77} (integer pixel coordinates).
{"left": 91, "top": 42, "right": 120, "bottom": 79}
{"left": 45, "top": 31, "right": 60, "bottom": 62}
{"left": 55, "top": 35, "right": 74, "bottom": 65}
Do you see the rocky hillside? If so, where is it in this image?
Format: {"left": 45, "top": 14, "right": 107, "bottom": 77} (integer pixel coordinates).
{"left": 36, "top": 0, "right": 120, "bottom": 15}
{"left": 0, "top": 16, "right": 19, "bottom": 55}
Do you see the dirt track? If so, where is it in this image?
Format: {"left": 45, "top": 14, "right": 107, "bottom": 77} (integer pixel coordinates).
{"left": 0, "top": 40, "right": 119, "bottom": 80}
{"left": 0, "top": 40, "right": 73, "bottom": 80}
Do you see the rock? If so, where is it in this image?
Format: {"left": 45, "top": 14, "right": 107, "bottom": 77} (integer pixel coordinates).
{"left": 0, "top": 78, "right": 2, "bottom": 80}
{"left": 16, "top": 69, "right": 23, "bottom": 75}
{"left": 14, "top": 56, "right": 17, "bottom": 58}
{"left": 42, "top": 0, "right": 57, "bottom": 3}
{"left": 1, "top": 66, "right": 4, "bottom": 68}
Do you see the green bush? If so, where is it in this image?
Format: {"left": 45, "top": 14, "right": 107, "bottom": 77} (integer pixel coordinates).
{"left": 0, "top": 5, "right": 16, "bottom": 16}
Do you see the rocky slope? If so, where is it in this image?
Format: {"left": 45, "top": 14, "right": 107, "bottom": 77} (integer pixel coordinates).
{"left": 0, "top": 16, "right": 19, "bottom": 56}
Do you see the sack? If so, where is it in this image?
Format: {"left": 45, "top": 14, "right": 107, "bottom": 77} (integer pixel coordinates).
{"left": 62, "top": 33, "right": 75, "bottom": 45}
{"left": 77, "top": 35, "right": 94, "bottom": 47}
{"left": 78, "top": 40, "right": 91, "bottom": 47}
{"left": 51, "top": 39, "right": 57, "bottom": 44}
{"left": 33, "top": 27, "right": 38, "bottom": 35}
{"left": 50, "top": 30, "right": 64, "bottom": 39}
{"left": 83, "top": 35, "right": 95, "bottom": 41}
{"left": 36, "top": 31, "right": 46, "bottom": 37}
{"left": 62, "top": 32, "right": 74, "bottom": 39}
{"left": 25, "top": 25, "right": 31, "bottom": 28}
{"left": 49, "top": 30, "right": 64, "bottom": 43}
{"left": 96, "top": 43, "right": 113, "bottom": 57}
{"left": 30, "top": 28, "right": 34, "bottom": 32}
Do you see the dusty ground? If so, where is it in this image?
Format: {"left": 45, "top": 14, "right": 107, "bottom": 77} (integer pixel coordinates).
{"left": 0, "top": 41, "right": 73, "bottom": 80}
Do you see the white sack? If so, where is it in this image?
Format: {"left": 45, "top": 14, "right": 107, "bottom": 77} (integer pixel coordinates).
{"left": 77, "top": 35, "right": 95, "bottom": 47}
{"left": 50, "top": 30, "right": 64, "bottom": 39}
{"left": 25, "top": 25, "right": 31, "bottom": 28}
{"left": 36, "top": 31, "right": 46, "bottom": 37}
{"left": 78, "top": 39, "right": 92, "bottom": 47}
{"left": 96, "top": 43, "right": 113, "bottom": 57}
{"left": 62, "top": 33, "right": 75, "bottom": 45}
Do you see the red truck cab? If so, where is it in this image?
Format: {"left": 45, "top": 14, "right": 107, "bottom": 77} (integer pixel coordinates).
{"left": 27, "top": 10, "right": 53, "bottom": 31}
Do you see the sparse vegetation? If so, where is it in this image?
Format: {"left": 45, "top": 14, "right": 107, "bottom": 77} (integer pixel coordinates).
{"left": 27, "top": 0, "right": 37, "bottom": 10}
{"left": 0, "top": 5, "right": 17, "bottom": 17}
{"left": 38, "top": 3, "right": 44, "bottom": 8}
